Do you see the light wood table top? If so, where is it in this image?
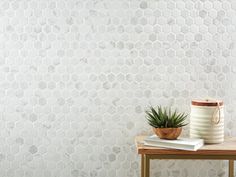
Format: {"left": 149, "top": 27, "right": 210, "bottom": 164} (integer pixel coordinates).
{"left": 135, "top": 136, "right": 236, "bottom": 155}
{"left": 136, "top": 136, "right": 236, "bottom": 177}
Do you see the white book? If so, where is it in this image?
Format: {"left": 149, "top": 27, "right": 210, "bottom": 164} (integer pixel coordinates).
{"left": 144, "top": 135, "right": 204, "bottom": 151}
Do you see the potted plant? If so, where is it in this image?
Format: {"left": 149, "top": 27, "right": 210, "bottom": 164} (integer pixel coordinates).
{"left": 145, "top": 106, "right": 188, "bottom": 140}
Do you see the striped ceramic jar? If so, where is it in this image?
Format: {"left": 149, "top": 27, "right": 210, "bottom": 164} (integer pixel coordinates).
{"left": 190, "top": 99, "right": 224, "bottom": 144}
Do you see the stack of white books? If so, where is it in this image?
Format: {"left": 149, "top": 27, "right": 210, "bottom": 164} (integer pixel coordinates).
{"left": 144, "top": 135, "right": 204, "bottom": 151}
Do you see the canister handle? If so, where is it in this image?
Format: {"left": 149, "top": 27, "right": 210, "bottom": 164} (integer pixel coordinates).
{"left": 212, "top": 101, "right": 221, "bottom": 124}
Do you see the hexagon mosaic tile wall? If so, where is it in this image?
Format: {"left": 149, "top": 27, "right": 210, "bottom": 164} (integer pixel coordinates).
{"left": 0, "top": 0, "right": 235, "bottom": 176}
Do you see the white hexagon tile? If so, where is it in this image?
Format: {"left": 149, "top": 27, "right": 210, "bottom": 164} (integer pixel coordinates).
{"left": 0, "top": 0, "right": 235, "bottom": 177}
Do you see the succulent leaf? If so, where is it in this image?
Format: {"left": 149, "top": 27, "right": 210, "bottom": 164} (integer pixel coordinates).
{"left": 145, "top": 106, "right": 188, "bottom": 128}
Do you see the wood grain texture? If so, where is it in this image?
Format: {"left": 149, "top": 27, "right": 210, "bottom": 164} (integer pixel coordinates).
{"left": 191, "top": 99, "right": 223, "bottom": 106}
{"left": 135, "top": 136, "right": 236, "bottom": 155}
{"left": 153, "top": 127, "right": 182, "bottom": 140}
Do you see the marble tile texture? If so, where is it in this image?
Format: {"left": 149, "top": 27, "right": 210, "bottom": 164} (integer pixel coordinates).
{"left": 0, "top": 0, "right": 235, "bottom": 176}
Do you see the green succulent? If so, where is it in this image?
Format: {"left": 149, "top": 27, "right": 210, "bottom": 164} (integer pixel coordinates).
{"left": 145, "top": 106, "right": 188, "bottom": 128}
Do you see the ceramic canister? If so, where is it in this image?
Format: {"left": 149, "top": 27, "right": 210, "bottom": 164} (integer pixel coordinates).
{"left": 190, "top": 99, "right": 224, "bottom": 144}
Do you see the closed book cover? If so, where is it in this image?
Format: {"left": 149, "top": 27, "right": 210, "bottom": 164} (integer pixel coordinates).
{"left": 144, "top": 135, "right": 204, "bottom": 151}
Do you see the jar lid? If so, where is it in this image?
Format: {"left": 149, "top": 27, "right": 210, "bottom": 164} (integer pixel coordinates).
{"left": 191, "top": 99, "right": 223, "bottom": 106}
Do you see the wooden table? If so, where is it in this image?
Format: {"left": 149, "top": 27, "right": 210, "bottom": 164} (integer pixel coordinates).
{"left": 135, "top": 136, "right": 236, "bottom": 177}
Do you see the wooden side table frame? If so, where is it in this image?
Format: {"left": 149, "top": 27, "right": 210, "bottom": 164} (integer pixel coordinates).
{"left": 141, "top": 154, "right": 234, "bottom": 177}
{"left": 135, "top": 136, "right": 236, "bottom": 177}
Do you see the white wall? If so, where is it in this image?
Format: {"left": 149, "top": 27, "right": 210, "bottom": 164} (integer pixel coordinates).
{"left": 0, "top": 0, "right": 235, "bottom": 176}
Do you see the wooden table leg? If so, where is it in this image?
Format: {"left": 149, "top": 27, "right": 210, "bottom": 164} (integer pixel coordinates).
{"left": 144, "top": 155, "right": 150, "bottom": 177}
{"left": 229, "top": 160, "right": 234, "bottom": 177}
{"left": 141, "top": 154, "right": 144, "bottom": 177}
